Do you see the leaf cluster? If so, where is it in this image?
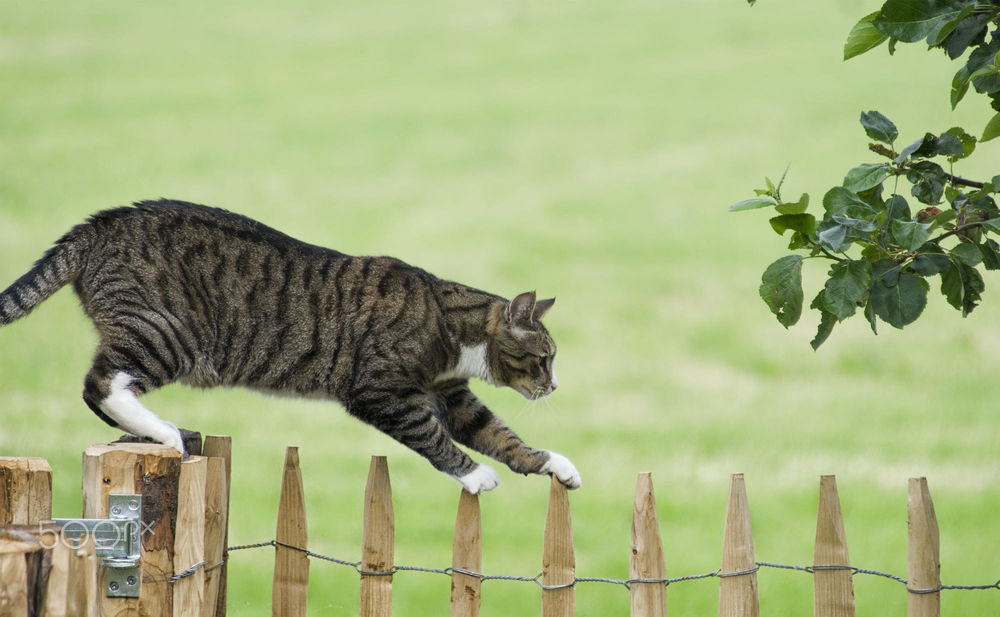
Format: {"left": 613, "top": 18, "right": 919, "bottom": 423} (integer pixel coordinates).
{"left": 731, "top": 111, "right": 1000, "bottom": 349}
{"left": 843, "top": 0, "right": 1000, "bottom": 140}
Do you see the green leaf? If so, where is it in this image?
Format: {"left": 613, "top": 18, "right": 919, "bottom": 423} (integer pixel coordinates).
{"left": 845, "top": 12, "right": 890, "bottom": 60}
{"left": 929, "top": 3, "right": 977, "bottom": 45}
{"left": 873, "top": 258, "right": 902, "bottom": 286}
{"left": 933, "top": 132, "right": 965, "bottom": 157}
{"left": 844, "top": 163, "right": 891, "bottom": 193}
{"left": 891, "top": 219, "right": 933, "bottom": 251}
{"left": 769, "top": 213, "right": 816, "bottom": 237}
{"left": 759, "top": 255, "right": 804, "bottom": 328}
{"left": 864, "top": 298, "right": 879, "bottom": 334}
{"left": 981, "top": 216, "right": 1000, "bottom": 233}
{"left": 870, "top": 272, "right": 927, "bottom": 328}
{"left": 874, "top": 0, "right": 974, "bottom": 43}
{"left": 810, "top": 292, "right": 838, "bottom": 350}
{"left": 910, "top": 251, "right": 952, "bottom": 276}
{"left": 885, "top": 194, "right": 911, "bottom": 222}
{"left": 941, "top": 260, "right": 984, "bottom": 315}
{"left": 729, "top": 197, "right": 775, "bottom": 212}
{"left": 983, "top": 112, "right": 1000, "bottom": 142}
{"left": 859, "top": 110, "right": 898, "bottom": 144}
{"left": 952, "top": 65, "right": 972, "bottom": 108}
{"left": 906, "top": 160, "right": 947, "bottom": 204}
{"left": 823, "top": 260, "right": 873, "bottom": 320}
{"left": 979, "top": 239, "right": 1000, "bottom": 270}
{"left": 823, "top": 186, "right": 877, "bottom": 217}
{"left": 775, "top": 193, "right": 810, "bottom": 215}
{"left": 950, "top": 241, "right": 983, "bottom": 266}
{"left": 944, "top": 126, "right": 976, "bottom": 161}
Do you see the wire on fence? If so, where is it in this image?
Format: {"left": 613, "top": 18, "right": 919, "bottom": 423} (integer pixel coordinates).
{"left": 190, "top": 539, "right": 1000, "bottom": 594}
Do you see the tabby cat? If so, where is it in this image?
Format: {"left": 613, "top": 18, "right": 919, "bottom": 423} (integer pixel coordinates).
{"left": 0, "top": 200, "right": 580, "bottom": 494}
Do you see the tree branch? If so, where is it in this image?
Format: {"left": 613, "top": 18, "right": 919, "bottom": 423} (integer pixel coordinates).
{"left": 867, "top": 143, "right": 985, "bottom": 189}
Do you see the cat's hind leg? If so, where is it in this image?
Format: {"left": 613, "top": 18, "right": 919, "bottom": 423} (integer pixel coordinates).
{"left": 83, "top": 357, "right": 185, "bottom": 455}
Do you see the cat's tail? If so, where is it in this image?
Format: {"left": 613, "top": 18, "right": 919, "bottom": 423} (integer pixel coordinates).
{"left": 0, "top": 225, "right": 90, "bottom": 326}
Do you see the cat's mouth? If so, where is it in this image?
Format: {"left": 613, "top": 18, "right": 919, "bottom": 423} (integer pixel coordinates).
{"left": 516, "top": 383, "right": 557, "bottom": 400}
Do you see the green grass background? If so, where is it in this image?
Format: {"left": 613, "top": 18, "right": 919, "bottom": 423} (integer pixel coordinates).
{"left": 2, "top": 1, "right": 999, "bottom": 615}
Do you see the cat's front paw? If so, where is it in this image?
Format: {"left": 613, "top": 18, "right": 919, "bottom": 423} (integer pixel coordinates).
{"left": 453, "top": 463, "right": 501, "bottom": 495}
{"left": 541, "top": 451, "right": 581, "bottom": 489}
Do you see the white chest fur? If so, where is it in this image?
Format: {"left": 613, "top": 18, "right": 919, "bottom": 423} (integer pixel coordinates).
{"left": 435, "top": 343, "right": 492, "bottom": 384}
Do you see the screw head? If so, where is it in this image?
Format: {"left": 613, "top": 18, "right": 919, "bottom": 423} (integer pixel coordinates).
{"left": 109, "top": 581, "right": 120, "bottom": 592}
{"left": 110, "top": 505, "right": 123, "bottom": 517}
{"left": 128, "top": 499, "right": 140, "bottom": 511}
{"left": 126, "top": 575, "right": 137, "bottom": 586}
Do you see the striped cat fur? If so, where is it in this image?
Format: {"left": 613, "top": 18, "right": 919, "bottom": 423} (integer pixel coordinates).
{"left": 0, "top": 200, "right": 580, "bottom": 494}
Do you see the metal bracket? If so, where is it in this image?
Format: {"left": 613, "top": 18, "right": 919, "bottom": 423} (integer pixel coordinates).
{"left": 53, "top": 494, "right": 142, "bottom": 598}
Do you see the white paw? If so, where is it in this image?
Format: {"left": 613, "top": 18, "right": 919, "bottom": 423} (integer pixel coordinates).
{"left": 160, "top": 422, "right": 187, "bottom": 457}
{"left": 540, "top": 451, "right": 581, "bottom": 489}
{"left": 453, "top": 463, "right": 501, "bottom": 495}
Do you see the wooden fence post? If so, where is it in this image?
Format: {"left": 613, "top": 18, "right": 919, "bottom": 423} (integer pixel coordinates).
{"left": 82, "top": 442, "right": 183, "bottom": 616}
{"left": 72, "top": 534, "right": 99, "bottom": 617}
{"left": 542, "top": 476, "right": 575, "bottom": 617}
{"left": 907, "top": 478, "right": 940, "bottom": 617}
{"left": 451, "top": 490, "right": 482, "bottom": 617}
{"left": 630, "top": 472, "right": 666, "bottom": 617}
{"left": 0, "top": 531, "right": 43, "bottom": 616}
{"left": 0, "top": 457, "right": 52, "bottom": 525}
{"left": 203, "top": 435, "right": 232, "bottom": 617}
{"left": 814, "top": 475, "right": 854, "bottom": 617}
{"left": 718, "top": 473, "right": 758, "bottom": 617}
{"left": 360, "top": 456, "right": 394, "bottom": 617}
{"left": 174, "top": 456, "right": 207, "bottom": 617}
{"left": 273, "top": 447, "right": 309, "bottom": 617}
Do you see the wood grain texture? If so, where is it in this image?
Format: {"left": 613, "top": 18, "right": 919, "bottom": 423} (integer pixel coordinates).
{"left": 718, "top": 473, "right": 758, "bottom": 617}
{"left": 360, "top": 456, "right": 393, "bottom": 617}
{"left": 82, "top": 442, "right": 181, "bottom": 617}
{"left": 273, "top": 447, "right": 309, "bottom": 617}
{"left": 814, "top": 475, "right": 854, "bottom": 617}
{"left": 630, "top": 472, "right": 666, "bottom": 617}
{"left": 450, "top": 490, "right": 482, "bottom": 617}
{"left": 203, "top": 435, "right": 233, "bottom": 617}
{"left": 202, "top": 456, "right": 229, "bottom": 617}
{"left": 173, "top": 457, "right": 207, "bottom": 617}
{"left": 0, "top": 457, "right": 52, "bottom": 525}
{"left": 542, "top": 476, "right": 575, "bottom": 617}
{"left": 907, "top": 477, "right": 940, "bottom": 617}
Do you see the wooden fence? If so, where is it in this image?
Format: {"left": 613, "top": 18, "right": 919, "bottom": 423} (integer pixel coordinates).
{"left": 0, "top": 437, "right": 988, "bottom": 617}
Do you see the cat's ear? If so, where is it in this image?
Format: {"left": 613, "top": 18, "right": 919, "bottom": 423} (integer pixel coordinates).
{"left": 532, "top": 298, "right": 555, "bottom": 321}
{"left": 506, "top": 291, "right": 537, "bottom": 326}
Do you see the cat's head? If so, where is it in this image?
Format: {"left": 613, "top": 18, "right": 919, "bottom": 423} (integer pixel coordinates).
{"left": 488, "top": 291, "right": 558, "bottom": 400}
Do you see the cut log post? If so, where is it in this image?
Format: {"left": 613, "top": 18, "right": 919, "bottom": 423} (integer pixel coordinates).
{"left": 542, "top": 476, "right": 575, "bottom": 617}
{"left": 203, "top": 435, "right": 232, "bottom": 617}
{"left": 82, "top": 442, "right": 183, "bottom": 616}
{"left": 273, "top": 447, "right": 309, "bottom": 617}
{"left": 0, "top": 531, "right": 43, "bottom": 616}
{"left": 630, "top": 472, "right": 666, "bottom": 617}
{"left": 174, "top": 457, "right": 207, "bottom": 617}
{"left": 0, "top": 457, "right": 52, "bottom": 525}
{"left": 907, "top": 478, "right": 940, "bottom": 617}
{"left": 718, "top": 473, "right": 758, "bottom": 617}
{"left": 813, "top": 475, "right": 854, "bottom": 617}
{"left": 360, "top": 456, "right": 394, "bottom": 617}
{"left": 450, "top": 490, "right": 482, "bottom": 617}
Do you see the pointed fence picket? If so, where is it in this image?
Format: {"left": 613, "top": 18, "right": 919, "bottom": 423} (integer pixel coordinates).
{"left": 0, "top": 441, "right": 995, "bottom": 617}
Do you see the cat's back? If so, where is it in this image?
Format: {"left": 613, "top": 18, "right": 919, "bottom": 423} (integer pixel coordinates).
{"left": 85, "top": 200, "right": 328, "bottom": 257}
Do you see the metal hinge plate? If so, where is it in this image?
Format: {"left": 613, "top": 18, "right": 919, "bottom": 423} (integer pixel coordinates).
{"left": 53, "top": 494, "right": 142, "bottom": 597}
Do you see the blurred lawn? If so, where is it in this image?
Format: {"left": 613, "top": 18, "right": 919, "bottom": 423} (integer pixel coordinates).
{"left": 2, "top": 1, "right": 999, "bottom": 615}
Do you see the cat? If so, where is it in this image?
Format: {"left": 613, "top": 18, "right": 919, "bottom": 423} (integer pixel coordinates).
{"left": 0, "top": 200, "right": 580, "bottom": 495}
